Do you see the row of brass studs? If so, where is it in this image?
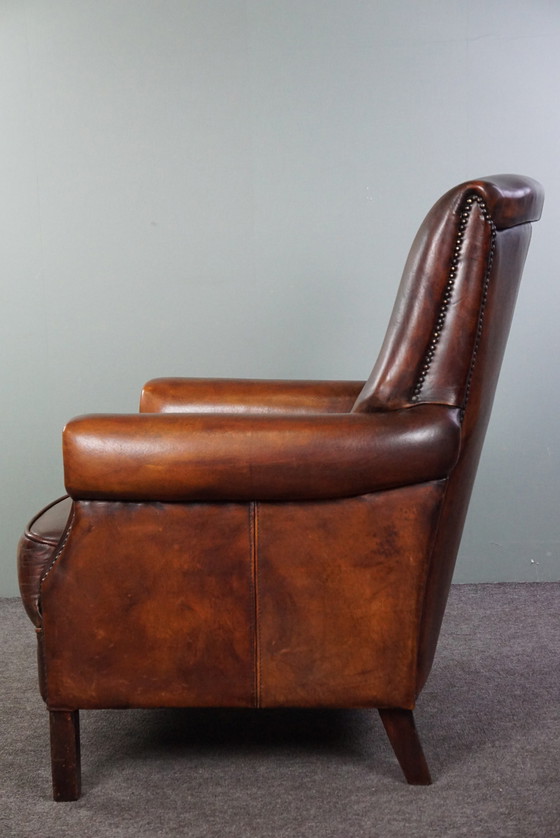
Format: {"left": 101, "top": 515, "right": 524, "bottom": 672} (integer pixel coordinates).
{"left": 461, "top": 198, "right": 497, "bottom": 418}
{"left": 411, "top": 193, "right": 496, "bottom": 404}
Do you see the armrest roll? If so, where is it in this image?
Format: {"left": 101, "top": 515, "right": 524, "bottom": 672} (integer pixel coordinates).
{"left": 140, "top": 378, "right": 365, "bottom": 415}
{"left": 63, "top": 405, "right": 461, "bottom": 502}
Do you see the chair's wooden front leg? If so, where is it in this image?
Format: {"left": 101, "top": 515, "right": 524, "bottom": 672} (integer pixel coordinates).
{"left": 49, "top": 710, "right": 81, "bottom": 801}
{"left": 378, "top": 708, "right": 432, "bottom": 785}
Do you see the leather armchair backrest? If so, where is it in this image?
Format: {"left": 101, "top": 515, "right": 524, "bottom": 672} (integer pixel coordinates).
{"left": 352, "top": 175, "right": 544, "bottom": 415}
{"left": 354, "top": 175, "right": 544, "bottom": 693}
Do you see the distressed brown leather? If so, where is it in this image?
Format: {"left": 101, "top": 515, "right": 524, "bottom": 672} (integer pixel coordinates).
{"left": 415, "top": 223, "right": 537, "bottom": 690}
{"left": 256, "top": 481, "right": 446, "bottom": 709}
{"left": 40, "top": 501, "right": 256, "bottom": 709}
{"left": 62, "top": 405, "right": 460, "bottom": 502}
{"left": 37, "top": 482, "right": 445, "bottom": 711}
{"left": 16, "top": 175, "right": 544, "bottom": 793}
{"left": 140, "top": 378, "right": 365, "bottom": 415}
{"left": 17, "top": 497, "right": 72, "bottom": 627}
{"left": 353, "top": 175, "right": 543, "bottom": 413}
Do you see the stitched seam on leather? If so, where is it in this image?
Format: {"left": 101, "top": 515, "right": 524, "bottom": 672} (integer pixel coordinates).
{"left": 39, "top": 505, "right": 75, "bottom": 586}
{"left": 411, "top": 194, "right": 496, "bottom": 407}
{"left": 249, "top": 502, "right": 261, "bottom": 708}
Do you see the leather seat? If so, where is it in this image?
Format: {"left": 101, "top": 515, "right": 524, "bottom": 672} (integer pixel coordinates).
{"left": 18, "top": 175, "right": 544, "bottom": 800}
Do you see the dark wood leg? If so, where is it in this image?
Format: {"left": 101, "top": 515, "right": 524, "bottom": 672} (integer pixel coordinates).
{"left": 378, "top": 708, "right": 432, "bottom": 785}
{"left": 49, "top": 710, "right": 81, "bottom": 801}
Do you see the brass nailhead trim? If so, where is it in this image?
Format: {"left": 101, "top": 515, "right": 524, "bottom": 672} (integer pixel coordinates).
{"left": 411, "top": 193, "right": 497, "bottom": 411}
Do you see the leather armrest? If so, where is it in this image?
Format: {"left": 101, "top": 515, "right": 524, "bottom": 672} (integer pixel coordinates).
{"left": 63, "top": 405, "right": 461, "bottom": 502}
{"left": 140, "top": 378, "right": 365, "bottom": 415}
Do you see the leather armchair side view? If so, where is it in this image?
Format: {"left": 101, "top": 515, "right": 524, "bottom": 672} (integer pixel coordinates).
{"left": 18, "top": 175, "right": 544, "bottom": 800}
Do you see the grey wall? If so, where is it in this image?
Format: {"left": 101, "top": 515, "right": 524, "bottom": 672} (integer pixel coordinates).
{"left": 1, "top": 1, "right": 559, "bottom": 595}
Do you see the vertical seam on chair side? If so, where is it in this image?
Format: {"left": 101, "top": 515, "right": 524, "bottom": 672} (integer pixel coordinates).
{"left": 413, "top": 478, "right": 451, "bottom": 698}
{"left": 411, "top": 194, "right": 497, "bottom": 410}
{"left": 249, "top": 502, "right": 261, "bottom": 708}
{"left": 39, "top": 505, "right": 75, "bottom": 588}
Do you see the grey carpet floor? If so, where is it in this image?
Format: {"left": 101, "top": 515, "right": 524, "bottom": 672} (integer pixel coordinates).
{"left": 1, "top": 583, "right": 559, "bottom": 838}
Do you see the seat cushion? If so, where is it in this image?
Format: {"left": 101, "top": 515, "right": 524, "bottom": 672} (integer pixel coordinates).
{"left": 18, "top": 496, "right": 73, "bottom": 626}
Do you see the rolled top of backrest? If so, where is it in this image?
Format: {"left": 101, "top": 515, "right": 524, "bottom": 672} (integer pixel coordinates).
{"left": 463, "top": 175, "right": 543, "bottom": 230}
{"left": 352, "top": 175, "right": 544, "bottom": 414}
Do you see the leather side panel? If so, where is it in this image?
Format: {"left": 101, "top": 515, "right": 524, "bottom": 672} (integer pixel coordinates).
{"left": 40, "top": 501, "right": 256, "bottom": 709}
{"left": 256, "top": 482, "right": 446, "bottom": 709}
{"left": 415, "top": 225, "right": 533, "bottom": 691}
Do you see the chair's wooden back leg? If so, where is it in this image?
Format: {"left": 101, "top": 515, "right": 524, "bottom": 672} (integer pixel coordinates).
{"left": 49, "top": 710, "right": 81, "bottom": 801}
{"left": 378, "top": 708, "right": 432, "bottom": 785}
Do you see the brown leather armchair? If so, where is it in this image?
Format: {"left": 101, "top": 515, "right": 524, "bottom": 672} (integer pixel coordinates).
{"left": 18, "top": 175, "right": 544, "bottom": 800}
